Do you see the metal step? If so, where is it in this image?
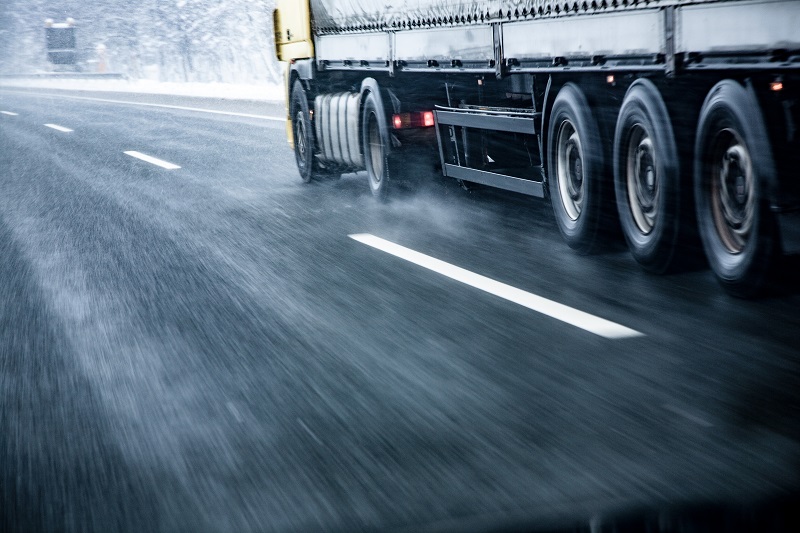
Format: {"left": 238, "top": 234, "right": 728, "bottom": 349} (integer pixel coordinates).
{"left": 443, "top": 164, "right": 544, "bottom": 197}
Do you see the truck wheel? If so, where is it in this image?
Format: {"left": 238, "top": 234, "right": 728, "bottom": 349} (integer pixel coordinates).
{"left": 290, "top": 80, "right": 340, "bottom": 183}
{"left": 547, "top": 83, "right": 607, "bottom": 254}
{"left": 361, "top": 90, "right": 401, "bottom": 201}
{"left": 613, "top": 79, "right": 680, "bottom": 273}
{"left": 694, "top": 80, "right": 778, "bottom": 297}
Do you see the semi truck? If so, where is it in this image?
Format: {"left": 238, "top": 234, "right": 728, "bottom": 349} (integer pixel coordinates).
{"left": 273, "top": 0, "right": 800, "bottom": 296}
{"left": 45, "top": 18, "right": 78, "bottom": 69}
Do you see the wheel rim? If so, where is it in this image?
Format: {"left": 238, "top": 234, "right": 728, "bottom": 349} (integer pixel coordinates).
{"left": 625, "top": 124, "right": 658, "bottom": 234}
{"left": 367, "top": 112, "right": 383, "bottom": 184}
{"left": 556, "top": 119, "right": 583, "bottom": 221}
{"left": 709, "top": 128, "right": 754, "bottom": 254}
{"left": 295, "top": 109, "right": 308, "bottom": 170}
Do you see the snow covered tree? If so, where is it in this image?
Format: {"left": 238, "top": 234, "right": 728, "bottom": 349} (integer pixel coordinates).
{"left": 0, "top": 0, "right": 281, "bottom": 83}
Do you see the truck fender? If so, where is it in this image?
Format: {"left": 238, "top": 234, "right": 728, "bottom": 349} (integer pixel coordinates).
{"left": 359, "top": 78, "right": 382, "bottom": 108}
{"left": 359, "top": 78, "right": 392, "bottom": 154}
{"left": 290, "top": 58, "right": 314, "bottom": 81}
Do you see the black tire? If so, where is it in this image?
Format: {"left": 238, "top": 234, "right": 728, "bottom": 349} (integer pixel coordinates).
{"left": 290, "top": 80, "right": 340, "bottom": 183}
{"left": 547, "top": 83, "right": 608, "bottom": 254}
{"left": 694, "top": 80, "right": 778, "bottom": 297}
{"left": 361, "top": 90, "right": 404, "bottom": 201}
{"left": 613, "top": 79, "right": 681, "bottom": 273}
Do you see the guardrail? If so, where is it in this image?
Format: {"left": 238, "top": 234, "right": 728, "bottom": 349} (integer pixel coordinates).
{"left": 0, "top": 72, "right": 127, "bottom": 80}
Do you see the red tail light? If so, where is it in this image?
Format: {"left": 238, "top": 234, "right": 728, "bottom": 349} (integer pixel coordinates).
{"left": 392, "top": 111, "right": 435, "bottom": 129}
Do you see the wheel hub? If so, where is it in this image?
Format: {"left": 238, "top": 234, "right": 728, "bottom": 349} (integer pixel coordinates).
{"left": 296, "top": 121, "right": 305, "bottom": 155}
{"left": 295, "top": 110, "right": 308, "bottom": 169}
{"left": 626, "top": 125, "right": 658, "bottom": 234}
{"left": 723, "top": 147, "right": 749, "bottom": 208}
{"left": 567, "top": 138, "right": 583, "bottom": 199}
{"left": 556, "top": 121, "right": 584, "bottom": 221}
{"left": 711, "top": 130, "right": 754, "bottom": 253}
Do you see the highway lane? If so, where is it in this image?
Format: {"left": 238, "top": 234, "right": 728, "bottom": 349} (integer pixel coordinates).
{"left": 1, "top": 88, "right": 799, "bottom": 532}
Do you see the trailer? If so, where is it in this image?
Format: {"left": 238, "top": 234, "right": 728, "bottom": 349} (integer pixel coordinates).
{"left": 45, "top": 18, "right": 78, "bottom": 70}
{"left": 273, "top": 0, "right": 800, "bottom": 296}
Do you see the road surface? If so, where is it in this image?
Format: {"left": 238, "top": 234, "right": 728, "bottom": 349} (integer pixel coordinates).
{"left": 1, "top": 87, "right": 799, "bottom": 532}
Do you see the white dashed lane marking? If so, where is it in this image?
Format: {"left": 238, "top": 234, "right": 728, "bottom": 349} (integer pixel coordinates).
{"left": 124, "top": 151, "right": 181, "bottom": 170}
{"left": 44, "top": 123, "right": 73, "bottom": 132}
{"left": 350, "top": 233, "right": 644, "bottom": 340}
{"left": 1, "top": 111, "right": 18, "bottom": 116}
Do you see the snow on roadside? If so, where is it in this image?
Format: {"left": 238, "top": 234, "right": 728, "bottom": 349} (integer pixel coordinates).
{"left": 0, "top": 77, "right": 285, "bottom": 102}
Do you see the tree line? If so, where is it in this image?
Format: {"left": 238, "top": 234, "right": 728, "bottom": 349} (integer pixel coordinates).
{"left": 0, "top": 0, "right": 281, "bottom": 83}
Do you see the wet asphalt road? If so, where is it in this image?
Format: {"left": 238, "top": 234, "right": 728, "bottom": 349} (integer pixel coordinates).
{"left": 1, "top": 88, "right": 799, "bottom": 532}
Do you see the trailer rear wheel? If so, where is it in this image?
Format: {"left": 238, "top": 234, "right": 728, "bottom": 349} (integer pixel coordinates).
{"left": 694, "top": 80, "right": 778, "bottom": 297}
{"left": 547, "top": 83, "right": 607, "bottom": 254}
{"left": 614, "top": 79, "right": 680, "bottom": 273}
{"left": 291, "top": 80, "right": 340, "bottom": 183}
